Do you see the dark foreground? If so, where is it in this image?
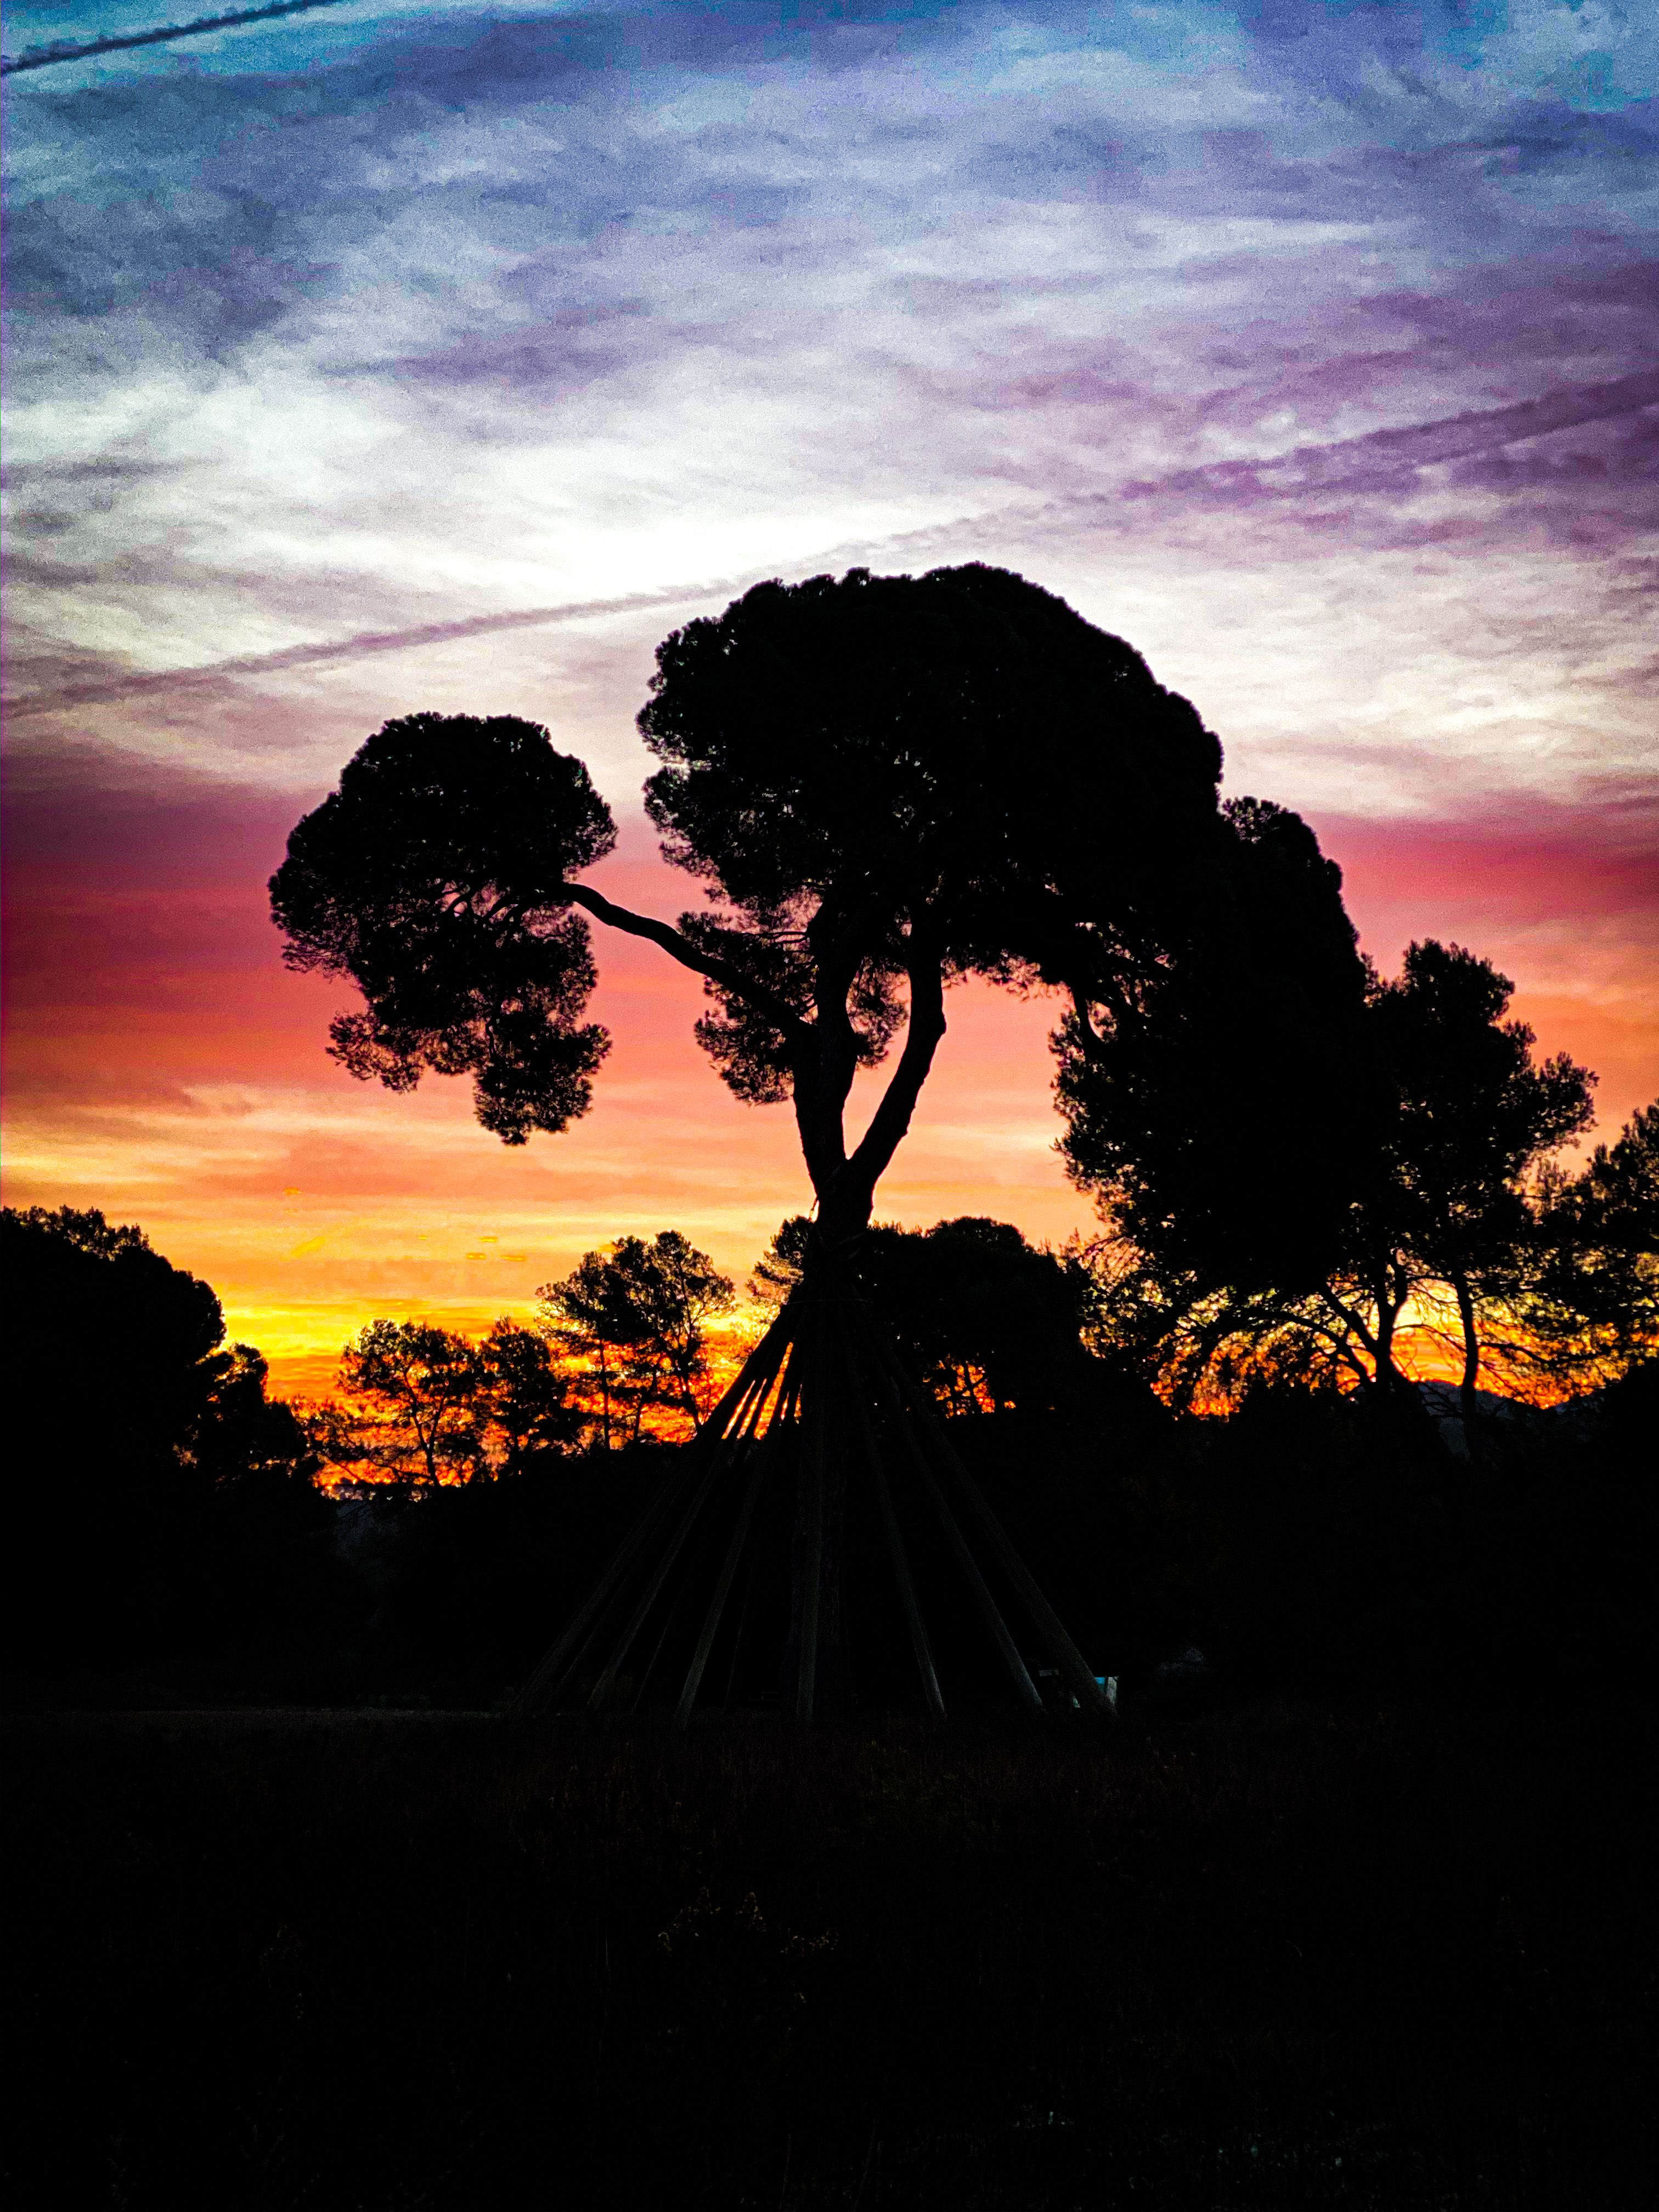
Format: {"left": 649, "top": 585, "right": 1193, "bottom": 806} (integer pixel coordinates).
{"left": 8, "top": 1702, "right": 1655, "bottom": 2211}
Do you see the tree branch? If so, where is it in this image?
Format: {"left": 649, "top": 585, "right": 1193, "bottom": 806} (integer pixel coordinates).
{"left": 843, "top": 939, "right": 947, "bottom": 1212}
{"left": 557, "top": 880, "right": 814, "bottom": 1053}
{"left": 1318, "top": 1287, "right": 1381, "bottom": 1362}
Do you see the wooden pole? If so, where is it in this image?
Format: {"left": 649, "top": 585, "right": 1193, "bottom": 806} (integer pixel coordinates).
{"left": 718, "top": 1353, "right": 805, "bottom": 1712}
{"left": 851, "top": 1309, "right": 1043, "bottom": 1712}
{"left": 510, "top": 1310, "right": 792, "bottom": 1715}
{"left": 511, "top": 1446, "right": 701, "bottom": 1716}
{"left": 793, "top": 1297, "right": 829, "bottom": 1723}
{"left": 836, "top": 1311, "right": 946, "bottom": 1719}
{"left": 586, "top": 1329, "right": 784, "bottom": 1711}
{"left": 673, "top": 1340, "right": 801, "bottom": 1725}
{"left": 866, "top": 1319, "right": 1116, "bottom": 1720}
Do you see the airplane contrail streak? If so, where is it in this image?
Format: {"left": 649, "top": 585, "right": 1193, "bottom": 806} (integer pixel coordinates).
{"left": 2, "top": 0, "right": 356, "bottom": 76}
{"left": 8, "top": 371, "right": 1654, "bottom": 720}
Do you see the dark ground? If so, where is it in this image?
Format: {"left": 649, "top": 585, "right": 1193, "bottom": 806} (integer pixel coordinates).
{"left": 7, "top": 1697, "right": 1655, "bottom": 2211}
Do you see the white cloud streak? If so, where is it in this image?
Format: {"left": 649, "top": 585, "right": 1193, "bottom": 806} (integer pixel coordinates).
{"left": 4, "top": 1, "right": 1656, "bottom": 819}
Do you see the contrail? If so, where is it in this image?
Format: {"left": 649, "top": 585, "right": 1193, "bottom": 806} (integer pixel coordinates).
{"left": 2, "top": 0, "right": 356, "bottom": 76}
{"left": 3, "top": 582, "right": 748, "bottom": 718}
{"left": 1112, "top": 368, "right": 1659, "bottom": 505}
{"left": 8, "top": 370, "right": 1655, "bottom": 720}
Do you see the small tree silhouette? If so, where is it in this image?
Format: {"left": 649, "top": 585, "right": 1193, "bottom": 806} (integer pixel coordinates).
{"left": 478, "top": 1318, "right": 585, "bottom": 1474}
{"left": 321, "top": 1321, "right": 489, "bottom": 1488}
{"left": 271, "top": 562, "right": 1243, "bottom": 1718}
{"left": 1514, "top": 1099, "right": 1657, "bottom": 1393}
{"left": 315, "top": 1317, "right": 584, "bottom": 1484}
{"left": 1367, "top": 940, "right": 1594, "bottom": 1419}
{"left": 539, "top": 1233, "right": 735, "bottom": 1444}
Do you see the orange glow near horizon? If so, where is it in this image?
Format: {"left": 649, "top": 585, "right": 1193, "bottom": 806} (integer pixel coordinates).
{"left": 3, "top": 792, "right": 1105, "bottom": 1397}
{"left": 4, "top": 769, "right": 1655, "bottom": 1404}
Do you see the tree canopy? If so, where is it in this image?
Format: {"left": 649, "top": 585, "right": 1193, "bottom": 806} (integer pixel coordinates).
{"left": 1054, "top": 794, "right": 1375, "bottom": 1293}
{"left": 271, "top": 565, "right": 1233, "bottom": 1245}
{"left": 1521, "top": 1100, "right": 1658, "bottom": 1390}
{"left": 271, "top": 713, "right": 616, "bottom": 1143}
{"left": 538, "top": 1232, "right": 735, "bottom": 1443}
{"left": 317, "top": 1317, "right": 584, "bottom": 1486}
{"left": 1072, "top": 940, "right": 1603, "bottom": 1412}
{"left": 1, "top": 1205, "right": 318, "bottom": 1663}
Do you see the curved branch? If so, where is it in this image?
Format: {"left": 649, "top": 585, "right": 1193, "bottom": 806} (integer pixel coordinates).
{"left": 843, "top": 939, "right": 947, "bottom": 1212}
{"left": 556, "top": 880, "right": 814, "bottom": 1053}
{"left": 1318, "top": 1287, "right": 1382, "bottom": 1361}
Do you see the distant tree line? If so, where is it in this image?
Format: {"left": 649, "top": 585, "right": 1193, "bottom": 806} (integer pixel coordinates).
{"left": 6, "top": 1013, "right": 1652, "bottom": 1525}
{"left": 305, "top": 1216, "right": 1117, "bottom": 1485}
{"left": 4, "top": 1019, "right": 1651, "bottom": 1698}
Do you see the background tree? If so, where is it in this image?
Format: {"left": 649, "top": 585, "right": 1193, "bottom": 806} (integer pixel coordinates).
{"left": 319, "top": 1321, "right": 488, "bottom": 1488}
{"left": 1, "top": 1204, "right": 312, "bottom": 1499}
{"left": 535, "top": 1248, "right": 642, "bottom": 1451}
{"left": 1517, "top": 1101, "right": 1658, "bottom": 1391}
{"left": 538, "top": 1233, "right": 735, "bottom": 1443}
{"left": 624, "top": 1231, "right": 736, "bottom": 1433}
{"left": 1068, "top": 939, "right": 1598, "bottom": 1419}
{"left": 1365, "top": 940, "right": 1594, "bottom": 1419}
{"left": 478, "top": 1317, "right": 584, "bottom": 1473}
{"left": 1, "top": 1205, "right": 318, "bottom": 1663}
{"left": 1054, "top": 795, "right": 1376, "bottom": 1306}
{"left": 181, "top": 1342, "right": 320, "bottom": 1492}
{"left": 753, "top": 1214, "right": 1098, "bottom": 1417}
{"left": 3, "top": 1205, "right": 229, "bottom": 1482}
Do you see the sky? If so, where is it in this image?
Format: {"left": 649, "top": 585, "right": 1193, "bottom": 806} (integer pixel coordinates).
{"left": 4, "top": 0, "right": 1656, "bottom": 1396}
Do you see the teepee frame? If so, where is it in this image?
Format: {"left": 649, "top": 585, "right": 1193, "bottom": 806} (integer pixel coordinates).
{"left": 514, "top": 1257, "right": 1114, "bottom": 1724}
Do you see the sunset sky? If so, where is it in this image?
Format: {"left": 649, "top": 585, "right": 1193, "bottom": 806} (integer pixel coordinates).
{"left": 5, "top": 0, "right": 1656, "bottom": 1397}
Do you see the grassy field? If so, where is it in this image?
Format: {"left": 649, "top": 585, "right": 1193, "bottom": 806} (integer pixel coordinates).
{"left": 7, "top": 1698, "right": 1655, "bottom": 2210}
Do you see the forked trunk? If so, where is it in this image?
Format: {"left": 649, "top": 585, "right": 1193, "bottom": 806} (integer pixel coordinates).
{"left": 1372, "top": 1276, "right": 1408, "bottom": 1401}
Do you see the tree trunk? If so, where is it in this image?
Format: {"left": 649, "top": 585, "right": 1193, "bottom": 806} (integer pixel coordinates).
{"left": 1373, "top": 1284, "right": 1400, "bottom": 1397}
{"left": 1452, "top": 1271, "right": 1482, "bottom": 1444}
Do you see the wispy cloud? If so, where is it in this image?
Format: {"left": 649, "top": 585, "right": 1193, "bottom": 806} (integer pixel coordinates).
{"left": 9, "top": 365, "right": 1655, "bottom": 723}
